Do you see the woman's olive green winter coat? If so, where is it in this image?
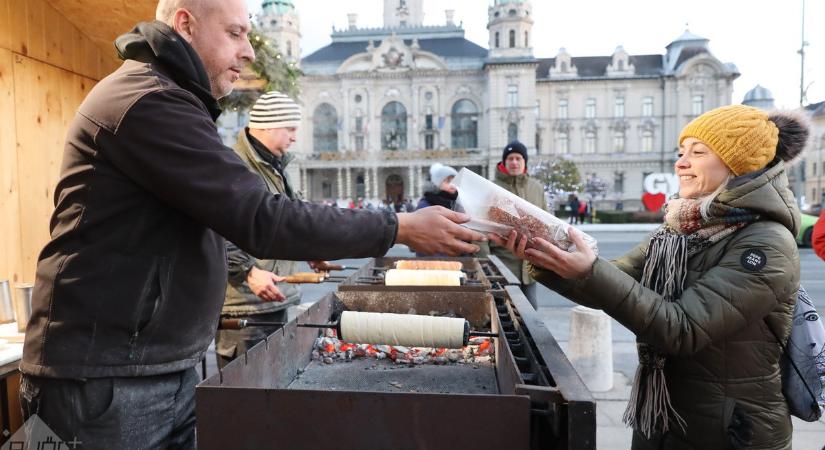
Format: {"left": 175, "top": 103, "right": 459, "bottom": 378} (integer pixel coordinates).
{"left": 532, "top": 161, "right": 800, "bottom": 449}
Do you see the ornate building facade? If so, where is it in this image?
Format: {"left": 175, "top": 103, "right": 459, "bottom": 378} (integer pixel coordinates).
{"left": 225, "top": 0, "right": 741, "bottom": 209}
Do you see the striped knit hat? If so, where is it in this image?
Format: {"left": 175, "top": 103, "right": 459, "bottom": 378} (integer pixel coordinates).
{"left": 248, "top": 91, "right": 302, "bottom": 129}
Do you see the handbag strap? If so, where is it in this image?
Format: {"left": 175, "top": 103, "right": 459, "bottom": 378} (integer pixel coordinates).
{"left": 765, "top": 318, "right": 820, "bottom": 406}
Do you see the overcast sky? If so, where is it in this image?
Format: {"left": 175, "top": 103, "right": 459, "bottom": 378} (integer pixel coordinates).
{"left": 248, "top": 0, "right": 824, "bottom": 109}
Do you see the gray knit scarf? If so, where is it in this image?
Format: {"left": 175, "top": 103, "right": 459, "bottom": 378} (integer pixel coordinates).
{"left": 623, "top": 197, "right": 760, "bottom": 438}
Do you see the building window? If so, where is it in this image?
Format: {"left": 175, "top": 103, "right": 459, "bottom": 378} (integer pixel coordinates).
{"left": 425, "top": 114, "right": 433, "bottom": 130}
{"left": 451, "top": 99, "right": 479, "bottom": 149}
{"left": 814, "top": 162, "right": 818, "bottom": 176}
{"left": 425, "top": 134, "right": 435, "bottom": 150}
{"left": 614, "top": 97, "right": 625, "bottom": 118}
{"left": 617, "top": 59, "right": 624, "bottom": 71}
{"left": 613, "top": 131, "right": 625, "bottom": 152}
{"left": 613, "top": 171, "right": 625, "bottom": 194}
{"left": 585, "top": 98, "right": 596, "bottom": 119}
{"left": 355, "top": 135, "right": 365, "bottom": 151}
{"left": 313, "top": 103, "right": 338, "bottom": 152}
{"left": 507, "top": 85, "right": 518, "bottom": 108}
{"left": 642, "top": 96, "right": 653, "bottom": 117}
{"left": 641, "top": 130, "right": 654, "bottom": 152}
{"left": 585, "top": 131, "right": 597, "bottom": 153}
{"left": 322, "top": 181, "right": 332, "bottom": 198}
{"left": 495, "top": 32, "right": 500, "bottom": 48}
{"left": 535, "top": 131, "right": 541, "bottom": 152}
{"left": 509, "top": 29, "right": 515, "bottom": 48}
{"left": 355, "top": 116, "right": 363, "bottom": 132}
{"left": 381, "top": 101, "right": 407, "bottom": 150}
{"left": 508, "top": 123, "right": 518, "bottom": 143}
{"left": 692, "top": 95, "right": 704, "bottom": 116}
{"left": 524, "top": 31, "right": 529, "bottom": 47}
{"left": 557, "top": 132, "right": 569, "bottom": 154}
{"left": 560, "top": 61, "right": 567, "bottom": 72}
{"left": 558, "top": 99, "right": 568, "bottom": 119}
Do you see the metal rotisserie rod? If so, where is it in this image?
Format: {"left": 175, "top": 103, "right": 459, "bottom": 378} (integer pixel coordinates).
{"left": 219, "top": 313, "right": 498, "bottom": 348}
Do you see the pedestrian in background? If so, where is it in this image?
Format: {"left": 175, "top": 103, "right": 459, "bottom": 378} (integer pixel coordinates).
{"left": 496, "top": 105, "right": 808, "bottom": 449}
{"left": 568, "top": 194, "right": 580, "bottom": 224}
{"left": 417, "top": 163, "right": 458, "bottom": 211}
{"left": 484, "top": 140, "right": 547, "bottom": 308}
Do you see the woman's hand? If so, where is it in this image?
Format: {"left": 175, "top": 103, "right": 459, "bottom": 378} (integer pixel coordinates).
{"left": 490, "top": 228, "right": 597, "bottom": 280}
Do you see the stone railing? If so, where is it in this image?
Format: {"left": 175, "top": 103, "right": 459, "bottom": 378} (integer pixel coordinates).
{"left": 307, "top": 148, "right": 483, "bottom": 162}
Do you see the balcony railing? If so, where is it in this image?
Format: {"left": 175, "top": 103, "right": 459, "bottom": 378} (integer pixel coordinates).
{"left": 306, "top": 148, "right": 483, "bottom": 162}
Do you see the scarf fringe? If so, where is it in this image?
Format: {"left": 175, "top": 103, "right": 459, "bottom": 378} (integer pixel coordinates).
{"left": 623, "top": 359, "right": 688, "bottom": 438}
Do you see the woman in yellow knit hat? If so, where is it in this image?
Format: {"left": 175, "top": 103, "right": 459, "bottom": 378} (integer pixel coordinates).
{"left": 495, "top": 104, "right": 809, "bottom": 449}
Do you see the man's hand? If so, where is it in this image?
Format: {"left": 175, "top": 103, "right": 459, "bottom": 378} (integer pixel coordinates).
{"left": 395, "top": 207, "right": 485, "bottom": 256}
{"left": 246, "top": 266, "right": 286, "bottom": 302}
{"left": 490, "top": 228, "right": 596, "bottom": 280}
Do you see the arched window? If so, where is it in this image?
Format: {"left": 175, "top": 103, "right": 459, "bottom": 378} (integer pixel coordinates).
{"left": 451, "top": 100, "right": 479, "bottom": 149}
{"left": 313, "top": 103, "right": 338, "bottom": 152}
{"left": 286, "top": 41, "right": 292, "bottom": 57}
{"left": 613, "top": 131, "right": 625, "bottom": 152}
{"left": 508, "top": 123, "right": 518, "bottom": 143}
{"left": 381, "top": 102, "right": 407, "bottom": 150}
{"left": 495, "top": 31, "right": 500, "bottom": 48}
{"left": 509, "top": 30, "right": 516, "bottom": 48}
{"left": 524, "top": 31, "right": 529, "bottom": 47}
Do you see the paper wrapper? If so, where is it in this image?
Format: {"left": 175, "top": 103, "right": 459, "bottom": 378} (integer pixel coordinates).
{"left": 453, "top": 168, "right": 598, "bottom": 255}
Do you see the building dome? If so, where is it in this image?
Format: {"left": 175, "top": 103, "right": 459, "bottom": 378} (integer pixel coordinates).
{"left": 262, "top": 0, "right": 294, "bottom": 15}
{"left": 742, "top": 84, "right": 775, "bottom": 109}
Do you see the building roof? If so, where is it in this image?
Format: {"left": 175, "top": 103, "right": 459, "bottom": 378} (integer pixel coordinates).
{"left": 535, "top": 54, "right": 664, "bottom": 79}
{"left": 805, "top": 100, "right": 825, "bottom": 118}
{"left": 302, "top": 37, "right": 488, "bottom": 64}
{"left": 743, "top": 85, "right": 774, "bottom": 103}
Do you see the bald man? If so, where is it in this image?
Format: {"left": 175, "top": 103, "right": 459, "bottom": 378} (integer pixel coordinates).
{"left": 18, "top": 0, "right": 483, "bottom": 448}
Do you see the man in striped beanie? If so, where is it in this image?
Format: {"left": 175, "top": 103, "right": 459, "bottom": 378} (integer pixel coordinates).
{"left": 216, "top": 91, "right": 308, "bottom": 368}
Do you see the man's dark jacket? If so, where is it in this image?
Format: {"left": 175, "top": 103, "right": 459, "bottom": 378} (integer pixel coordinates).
{"left": 21, "top": 22, "right": 397, "bottom": 378}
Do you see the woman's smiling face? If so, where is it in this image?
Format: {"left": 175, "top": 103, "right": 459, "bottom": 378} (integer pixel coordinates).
{"left": 675, "top": 138, "right": 731, "bottom": 199}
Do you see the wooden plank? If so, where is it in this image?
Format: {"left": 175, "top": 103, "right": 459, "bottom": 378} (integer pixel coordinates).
{"left": 0, "top": 49, "right": 22, "bottom": 284}
{"left": 0, "top": 0, "right": 11, "bottom": 51}
{"left": 7, "top": 0, "right": 27, "bottom": 55}
{"left": 24, "top": 0, "right": 46, "bottom": 62}
{"left": 78, "top": 29, "right": 99, "bottom": 80}
{"left": 42, "top": 0, "right": 65, "bottom": 68}
{"left": 13, "top": 56, "right": 60, "bottom": 282}
{"left": 57, "top": 6, "right": 79, "bottom": 74}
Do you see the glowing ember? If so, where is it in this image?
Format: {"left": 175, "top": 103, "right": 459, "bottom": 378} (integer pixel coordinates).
{"left": 311, "top": 329, "right": 495, "bottom": 365}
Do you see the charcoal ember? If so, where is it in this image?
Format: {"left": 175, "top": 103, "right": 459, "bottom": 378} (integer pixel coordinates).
{"left": 433, "top": 356, "right": 448, "bottom": 365}
{"left": 375, "top": 345, "right": 393, "bottom": 354}
{"left": 447, "top": 350, "right": 461, "bottom": 363}
{"left": 323, "top": 357, "right": 334, "bottom": 364}
{"left": 344, "top": 348, "right": 354, "bottom": 361}
{"left": 311, "top": 350, "right": 320, "bottom": 360}
{"left": 394, "top": 346, "right": 410, "bottom": 354}
{"left": 412, "top": 356, "right": 426, "bottom": 365}
{"left": 375, "top": 352, "right": 386, "bottom": 360}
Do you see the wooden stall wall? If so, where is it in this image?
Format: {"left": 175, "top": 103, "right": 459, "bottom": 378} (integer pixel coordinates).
{"left": 0, "top": 0, "right": 122, "bottom": 284}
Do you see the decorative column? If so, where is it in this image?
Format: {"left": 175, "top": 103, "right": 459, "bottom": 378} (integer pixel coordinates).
{"left": 407, "top": 165, "right": 415, "bottom": 199}
{"left": 364, "top": 168, "right": 372, "bottom": 199}
{"left": 373, "top": 166, "right": 380, "bottom": 200}
{"left": 345, "top": 167, "right": 352, "bottom": 199}
{"left": 417, "top": 166, "right": 424, "bottom": 198}
{"left": 337, "top": 167, "right": 343, "bottom": 200}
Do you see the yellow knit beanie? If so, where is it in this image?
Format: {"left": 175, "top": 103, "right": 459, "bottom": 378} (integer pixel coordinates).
{"left": 679, "top": 104, "right": 779, "bottom": 176}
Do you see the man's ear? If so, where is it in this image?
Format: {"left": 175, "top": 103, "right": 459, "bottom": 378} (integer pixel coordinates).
{"left": 171, "top": 9, "right": 196, "bottom": 43}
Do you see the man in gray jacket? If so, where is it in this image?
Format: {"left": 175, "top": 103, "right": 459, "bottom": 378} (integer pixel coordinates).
{"left": 19, "top": 0, "right": 484, "bottom": 448}
{"left": 217, "top": 91, "right": 308, "bottom": 368}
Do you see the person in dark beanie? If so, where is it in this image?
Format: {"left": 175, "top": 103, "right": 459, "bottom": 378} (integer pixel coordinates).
{"left": 483, "top": 140, "right": 548, "bottom": 308}
{"left": 499, "top": 105, "right": 809, "bottom": 449}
